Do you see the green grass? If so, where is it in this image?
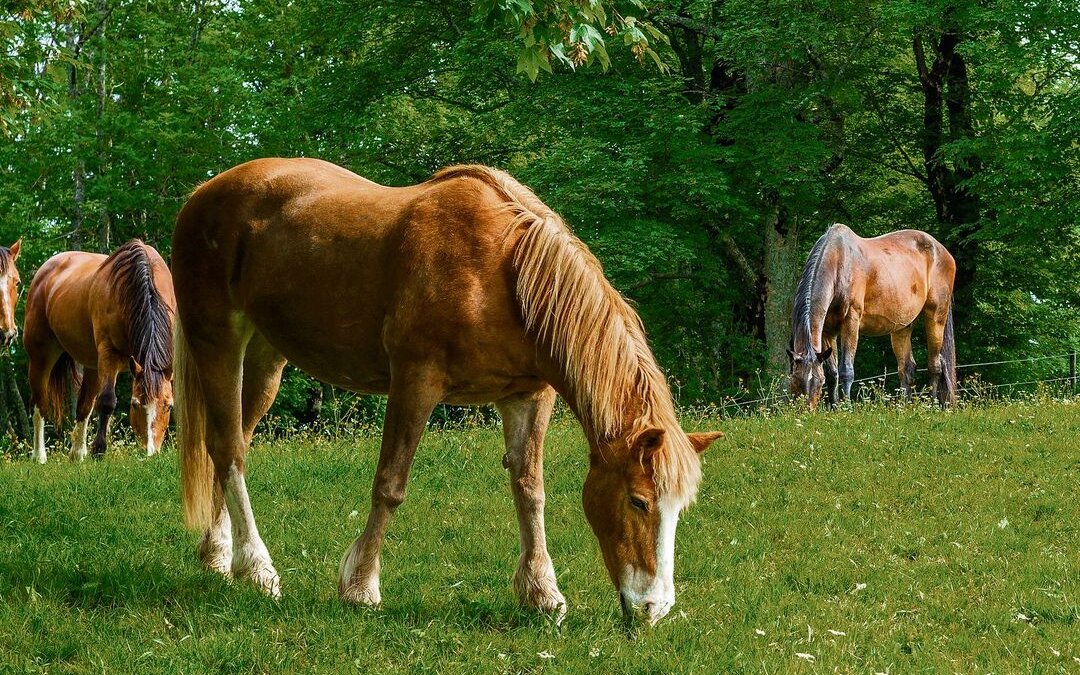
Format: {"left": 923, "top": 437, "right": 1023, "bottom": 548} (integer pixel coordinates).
{"left": 2, "top": 399, "right": 1079, "bottom": 673}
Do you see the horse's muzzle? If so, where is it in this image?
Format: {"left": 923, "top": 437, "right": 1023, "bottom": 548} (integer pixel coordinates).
{"left": 1, "top": 329, "right": 17, "bottom": 348}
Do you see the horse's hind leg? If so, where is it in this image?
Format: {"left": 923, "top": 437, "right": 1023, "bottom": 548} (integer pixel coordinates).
{"left": 198, "top": 333, "right": 287, "bottom": 577}
{"left": 192, "top": 326, "right": 281, "bottom": 596}
{"left": 26, "top": 352, "right": 57, "bottom": 464}
{"left": 339, "top": 362, "right": 443, "bottom": 606}
{"left": 495, "top": 387, "right": 565, "bottom": 617}
{"left": 923, "top": 305, "right": 950, "bottom": 406}
{"left": 890, "top": 327, "right": 916, "bottom": 400}
{"left": 69, "top": 368, "right": 100, "bottom": 461}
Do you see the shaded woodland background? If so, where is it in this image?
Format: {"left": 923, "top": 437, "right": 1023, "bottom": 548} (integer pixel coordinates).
{"left": 1, "top": 0, "right": 1077, "bottom": 433}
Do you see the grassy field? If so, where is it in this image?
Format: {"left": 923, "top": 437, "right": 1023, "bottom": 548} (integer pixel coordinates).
{"left": 1, "top": 398, "right": 1078, "bottom": 673}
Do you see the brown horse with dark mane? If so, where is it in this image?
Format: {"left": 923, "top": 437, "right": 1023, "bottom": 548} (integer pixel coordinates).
{"left": 172, "top": 157, "right": 722, "bottom": 624}
{"left": 23, "top": 240, "right": 175, "bottom": 463}
{"left": 0, "top": 240, "right": 23, "bottom": 348}
{"left": 788, "top": 223, "right": 957, "bottom": 409}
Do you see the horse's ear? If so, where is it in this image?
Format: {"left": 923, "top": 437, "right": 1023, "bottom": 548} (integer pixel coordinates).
{"left": 687, "top": 430, "right": 724, "bottom": 454}
{"left": 129, "top": 357, "right": 143, "bottom": 376}
{"left": 818, "top": 347, "right": 833, "bottom": 363}
{"left": 8, "top": 239, "right": 20, "bottom": 260}
{"left": 632, "top": 428, "right": 665, "bottom": 458}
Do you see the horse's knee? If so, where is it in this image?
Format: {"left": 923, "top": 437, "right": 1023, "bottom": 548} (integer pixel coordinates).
{"left": 95, "top": 388, "right": 117, "bottom": 415}
{"left": 374, "top": 486, "right": 406, "bottom": 511}
{"left": 838, "top": 363, "right": 854, "bottom": 386}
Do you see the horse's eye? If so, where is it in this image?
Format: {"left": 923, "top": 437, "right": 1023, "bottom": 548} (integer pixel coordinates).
{"left": 629, "top": 496, "right": 649, "bottom": 512}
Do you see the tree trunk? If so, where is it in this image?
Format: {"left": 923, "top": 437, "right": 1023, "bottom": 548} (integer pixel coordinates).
{"left": 763, "top": 199, "right": 799, "bottom": 377}
{"left": 1, "top": 360, "right": 30, "bottom": 440}
{"left": 67, "top": 22, "right": 85, "bottom": 251}
{"left": 94, "top": 0, "right": 111, "bottom": 252}
{"left": 913, "top": 24, "right": 980, "bottom": 327}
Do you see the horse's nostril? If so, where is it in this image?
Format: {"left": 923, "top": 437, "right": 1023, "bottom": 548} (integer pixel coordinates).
{"left": 642, "top": 602, "right": 653, "bottom": 615}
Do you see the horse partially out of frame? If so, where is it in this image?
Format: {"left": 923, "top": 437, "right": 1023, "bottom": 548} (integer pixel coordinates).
{"left": 23, "top": 240, "right": 175, "bottom": 462}
{"left": 788, "top": 223, "right": 957, "bottom": 409}
{"left": 0, "top": 240, "right": 22, "bottom": 348}
{"left": 171, "top": 158, "right": 723, "bottom": 625}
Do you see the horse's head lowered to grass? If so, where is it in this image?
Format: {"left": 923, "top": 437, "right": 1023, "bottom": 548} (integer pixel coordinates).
{"left": 788, "top": 346, "right": 833, "bottom": 410}
{"left": 582, "top": 425, "right": 724, "bottom": 625}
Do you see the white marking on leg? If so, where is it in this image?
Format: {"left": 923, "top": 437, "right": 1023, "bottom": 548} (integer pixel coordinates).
{"left": 223, "top": 462, "right": 279, "bottom": 597}
{"left": 69, "top": 418, "right": 89, "bottom": 461}
{"left": 500, "top": 393, "right": 565, "bottom": 617}
{"left": 32, "top": 408, "right": 46, "bottom": 464}
{"left": 338, "top": 535, "right": 381, "bottom": 606}
{"left": 145, "top": 404, "right": 157, "bottom": 456}
{"left": 197, "top": 497, "right": 233, "bottom": 575}
{"left": 620, "top": 496, "right": 680, "bottom": 625}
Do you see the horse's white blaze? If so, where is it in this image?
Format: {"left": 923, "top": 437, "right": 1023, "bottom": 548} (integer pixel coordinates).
{"left": 144, "top": 403, "right": 156, "bottom": 455}
{"left": 620, "top": 496, "right": 680, "bottom": 625}
{"left": 69, "top": 418, "right": 89, "bottom": 460}
{"left": 0, "top": 271, "right": 13, "bottom": 331}
{"left": 32, "top": 407, "right": 46, "bottom": 464}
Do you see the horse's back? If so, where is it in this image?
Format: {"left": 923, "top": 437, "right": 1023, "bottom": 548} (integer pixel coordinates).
{"left": 25, "top": 251, "right": 108, "bottom": 365}
{"left": 845, "top": 227, "right": 955, "bottom": 334}
{"left": 173, "top": 158, "right": 533, "bottom": 398}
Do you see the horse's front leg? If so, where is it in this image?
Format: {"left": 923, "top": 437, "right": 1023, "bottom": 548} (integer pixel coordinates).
{"left": 90, "top": 366, "right": 119, "bottom": 459}
{"left": 839, "top": 317, "right": 861, "bottom": 401}
{"left": 823, "top": 336, "right": 840, "bottom": 406}
{"left": 339, "top": 364, "right": 443, "bottom": 606}
{"left": 496, "top": 387, "right": 565, "bottom": 618}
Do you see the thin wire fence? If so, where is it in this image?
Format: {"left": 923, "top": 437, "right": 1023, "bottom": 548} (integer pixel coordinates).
{"left": 714, "top": 350, "right": 1078, "bottom": 413}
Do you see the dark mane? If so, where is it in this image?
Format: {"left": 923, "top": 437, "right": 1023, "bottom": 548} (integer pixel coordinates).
{"left": 791, "top": 228, "right": 834, "bottom": 358}
{"left": 106, "top": 240, "right": 173, "bottom": 397}
{"left": 0, "top": 246, "right": 12, "bottom": 274}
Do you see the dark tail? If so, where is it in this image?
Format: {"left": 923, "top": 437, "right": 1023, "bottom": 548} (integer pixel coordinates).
{"left": 43, "top": 353, "right": 82, "bottom": 426}
{"left": 938, "top": 306, "right": 957, "bottom": 407}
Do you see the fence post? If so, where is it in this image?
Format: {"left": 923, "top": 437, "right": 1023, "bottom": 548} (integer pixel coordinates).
{"left": 1070, "top": 350, "right": 1077, "bottom": 392}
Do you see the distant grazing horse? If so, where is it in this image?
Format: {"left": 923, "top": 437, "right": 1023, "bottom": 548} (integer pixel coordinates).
{"left": 788, "top": 223, "right": 957, "bottom": 409}
{"left": 0, "top": 240, "right": 22, "bottom": 347}
{"left": 23, "top": 240, "right": 175, "bottom": 463}
{"left": 172, "top": 158, "right": 723, "bottom": 625}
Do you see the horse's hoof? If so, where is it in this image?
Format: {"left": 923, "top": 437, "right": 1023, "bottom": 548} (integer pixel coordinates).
{"left": 243, "top": 566, "right": 281, "bottom": 599}
{"left": 340, "top": 579, "right": 381, "bottom": 607}
{"left": 197, "top": 542, "right": 232, "bottom": 577}
{"left": 514, "top": 565, "right": 567, "bottom": 623}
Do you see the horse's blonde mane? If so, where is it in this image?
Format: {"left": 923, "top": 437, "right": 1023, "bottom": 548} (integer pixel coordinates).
{"left": 432, "top": 165, "right": 701, "bottom": 504}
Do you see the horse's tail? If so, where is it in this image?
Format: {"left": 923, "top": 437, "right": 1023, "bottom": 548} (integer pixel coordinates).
{"left": 175, "top": 318, "right": 214, "bottom": 530}
{"left": 42, "top": 353, "right": 81, "bottom": 426}
{"left": 939, "top": 305, "right": 958, "bottom": 407}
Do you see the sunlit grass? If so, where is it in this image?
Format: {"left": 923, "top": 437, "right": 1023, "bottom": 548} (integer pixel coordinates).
{"left": 1, "top": 398, "right": 1078, "bottom": 672}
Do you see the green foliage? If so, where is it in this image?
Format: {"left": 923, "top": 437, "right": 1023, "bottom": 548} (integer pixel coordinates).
{"left": 0, "top": 0, "right": 1076, "bottom": 423}
{"left": 2, "top": 400, "right": 1079, "bottom": 670}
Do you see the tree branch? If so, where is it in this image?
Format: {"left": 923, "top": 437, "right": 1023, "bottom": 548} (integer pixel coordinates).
{"left": 628, "top": 271, "right": 696, "bottom": 291}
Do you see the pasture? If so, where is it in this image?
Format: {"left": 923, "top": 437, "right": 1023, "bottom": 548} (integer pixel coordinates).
{"left": 2, "top": 398, "right": 1077, "bottom": 673}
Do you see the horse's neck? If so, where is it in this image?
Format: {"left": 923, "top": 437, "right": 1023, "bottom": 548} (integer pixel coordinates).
{"left": 799, "top": 283, "right": 837, "bottom": 353}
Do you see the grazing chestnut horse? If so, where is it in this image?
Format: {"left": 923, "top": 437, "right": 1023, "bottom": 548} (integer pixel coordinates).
{"left": 23, "top": 240, "right": 175, "bottom": 463}
{"left": 788, "top": 223, "right": 957, "bottom": 409}
{"left": 172, "top": 158, "right": 722, "bottom": 624}
{"left": 0, "top": 240, "right": 22, "bottom": 347}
